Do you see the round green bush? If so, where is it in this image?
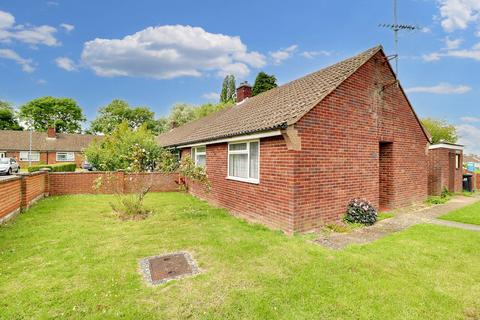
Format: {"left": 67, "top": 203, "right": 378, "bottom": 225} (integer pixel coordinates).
{"left": 344, "top": 198, "right": 377, "bottom": 225}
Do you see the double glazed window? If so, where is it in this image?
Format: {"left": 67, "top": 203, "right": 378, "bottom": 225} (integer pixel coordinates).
{"left": 56, "top": 152, "right": 75, "bottom": 162}
{"left": 227, "top": 140, "right": 259, "bottom": 183}
{"left": 19, "top": 151, "right": 40, "bottom": 162}
{"left": 191, "top": 146, "right": 206, "bottom": 167}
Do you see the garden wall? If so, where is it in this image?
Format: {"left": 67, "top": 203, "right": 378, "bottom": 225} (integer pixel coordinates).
{"left": 0, "top": 171, "right": 178, "bottom": 224}
{"left": 0, "top": 171, "right": 49, "bottom": 223}
{"left": 49, "top": 171, "right": 179, "bottom": 195}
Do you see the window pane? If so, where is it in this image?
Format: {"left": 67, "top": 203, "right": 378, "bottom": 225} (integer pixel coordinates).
{"left": 191, "top": 148, "right": 196, "bottom": 160}
{"left": 197, "top": 154, "right": 206, "bottom": 167}
{"left": 196, "top": 146, "right": 206, "bottom": 153}
{"left": 249, "top": 141, "right": 259, "bottom": 179}
{"left": 229, "top": 143, "right": 247, "bottom": 151}
{"left": 229, "top": 154, "right": 248, "bottom": 178}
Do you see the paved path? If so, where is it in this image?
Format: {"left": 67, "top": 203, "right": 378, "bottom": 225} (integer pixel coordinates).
{"left": 315, "top": 195, "right": 480, "bottom": 249}
{"left": 428, "top": 219, "right": 480, "bottom": 232}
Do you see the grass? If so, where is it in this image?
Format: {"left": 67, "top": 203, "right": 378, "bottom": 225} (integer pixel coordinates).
{"left": 377, "top": 212, "right": 394, "bottom": 221}
{"left": 1, "top": 193, "right": 480, "bottom": 319}
{"left": 440, "top": 200, "right": 480, "bottom": 226}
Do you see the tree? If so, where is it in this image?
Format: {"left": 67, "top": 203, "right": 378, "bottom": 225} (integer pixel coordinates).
{"left": 84, "top": 122, "right": 165, "bottom": 172}
{"left": 89, "top": 99, "right": 158, "bottom": 134}
{"left": 19, "top": 96, "right": 85, "bottom": 133}
{"left": 194, "top": 102, "right": 232, "bottom": 119}
{"left": 252, "top": 72, "right": 277, "bottom": 96}
{"left": 421, "top": 118, "right": 458, "bottom": 144}
{"left": 220, "top": 75, "right": 236, "bottom": 103}
{"left": 168, "top": 103, "right": 196, "bottom": 128}
{"left": 86, "top": 122, "right": 208, "bottom": 219}
{"left": 0, "top": 100, "right": 22, "bottom": 130}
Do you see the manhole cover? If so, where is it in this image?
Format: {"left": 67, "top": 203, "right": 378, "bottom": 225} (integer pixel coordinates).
{"left": 139, "top": 252, "right": 199, "bottom": 285}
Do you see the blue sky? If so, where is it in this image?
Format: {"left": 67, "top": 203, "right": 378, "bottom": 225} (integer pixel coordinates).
{"left": 1, "top": 0, "right": 480, "bottom": 153}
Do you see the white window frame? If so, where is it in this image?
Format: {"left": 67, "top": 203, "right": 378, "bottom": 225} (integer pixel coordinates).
{"left": 191, "top": 146, "right": 206, "bottom": 167}
{"left": 56, "top": 151, "right": 75, "bottom": 162}
{"left": 227, "top": 139, "right": 260, "bottom": 184}
{"left": 0, "top": 151, "right": 6, "bottom": 158}
{"left": 19, "top": 151, "right": 40, "bottom": 162}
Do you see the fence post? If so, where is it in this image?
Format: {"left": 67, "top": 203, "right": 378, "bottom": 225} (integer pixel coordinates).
{"left": 40, "top": 168, "right": 51, "bottom": 196}
{"left": 19, "top": 174, "right": 27, "bottom": 210}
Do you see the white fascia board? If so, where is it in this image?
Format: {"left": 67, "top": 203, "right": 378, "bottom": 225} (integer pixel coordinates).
{"left": 178, "top": 130, "right": 282, "bottom": 148}
{"left": 429, "top": 143, "right": 464, "bottom": 151}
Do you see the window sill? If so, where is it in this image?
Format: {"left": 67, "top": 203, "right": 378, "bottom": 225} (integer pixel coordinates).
{"left": 56, "top": 160, "right": 75, "bottom": 162}
{"left": 226, "top": 176, "right": 259, "bottom": 184}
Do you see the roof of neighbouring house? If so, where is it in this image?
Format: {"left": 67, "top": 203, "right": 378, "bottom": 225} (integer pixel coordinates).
{"left": 0, "top": 130, "right": 103, "bottom": 152}
{"left": 157, "top": 45, "right": 388, "bottom": 147}
{"left": 464, "top": 154, "right": 480, "bottom": 163}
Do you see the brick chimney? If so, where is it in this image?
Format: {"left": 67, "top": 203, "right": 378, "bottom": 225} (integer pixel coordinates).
{"left": 47, "top": 127, "right": 56, "bottom": 139}
{"left": 236, "top": 81, "right": 252, "bottom": 103}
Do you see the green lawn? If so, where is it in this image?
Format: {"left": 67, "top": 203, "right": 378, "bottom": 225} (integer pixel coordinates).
{"left": 440, "top": 201, "right": 480, "bottom": 225}
{"left": 1, "top": 193, "right": 480, "bottom": 319}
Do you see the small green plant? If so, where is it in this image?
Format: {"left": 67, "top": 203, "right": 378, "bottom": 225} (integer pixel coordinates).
{"left": 426, "top": 196, "right": 449, "bottom": 205}
{"left": 111, "top": 191, "right": 151, "bottom": 220}
{"left": 178, "top": 156, "right": 210, "bottom": 191}
{"left": 440, "top": 187, "right": 452, "bottom": 199}
{"left": 344, "top": 198, "right": 378, "bottom": 226}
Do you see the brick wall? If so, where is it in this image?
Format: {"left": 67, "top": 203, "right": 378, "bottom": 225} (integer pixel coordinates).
{"left": 182, "top": 136, "right": 296, "bottom": 233}
{"left": 0, "top": 176, "right": 22, "bottom": 221}
{"left": 181, "top": 51, "right": 430, "bottom": 233}
{"left": 21, "top": 172, "right": 48, "bottom": 208}
{"left": 428, "top": 148, "right": 463, "bottom": 195}
{"left": 49, "top": 171, "right": 179, "bottom": 196}
{"left": 291, "top": 51, "right": 429, "bottom": 231}
{"left": 0, "top": 171, "right": 178, "bottom": 223}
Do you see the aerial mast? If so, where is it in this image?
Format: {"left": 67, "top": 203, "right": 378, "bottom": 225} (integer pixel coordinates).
{"left": 379, "top": 0, "right": 420, "bottom": 77}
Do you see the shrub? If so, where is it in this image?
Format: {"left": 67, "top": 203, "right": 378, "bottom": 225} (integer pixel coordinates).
{"left": 440, "top": 187, "right": 452, "bottom": 199}
{"left": 28, "top": 162, "right": 76, "bottom": 173}
{"left": 344, "top": 198, "right": 378, "bottom": 225}
{"left": 111, "top": 193, "right": 151, "bottom": 220}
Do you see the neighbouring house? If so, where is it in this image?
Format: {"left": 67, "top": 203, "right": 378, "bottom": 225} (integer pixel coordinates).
{"left": 428, "top": 142, "right": 464, "bottom": 195}
{"left": 0, "top": 127, "right": 100, "bottom": 168}
{"left": 158, "top": 45, "right": 431, "bottom": 233}
{"left": 463, "top": 154, "right": 480, "bottom": 172}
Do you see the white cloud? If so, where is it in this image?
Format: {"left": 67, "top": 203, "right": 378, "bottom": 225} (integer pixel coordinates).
{"left": 60, "top": 23, "right": 74, "bottom": 33}
{"left": 439, "top": 0, "right": 480, "bottom": 32}
{"left": 422, "top": 52, "right": 442, "bottom": 61}
{"left": 0, "top": 48, "right": 35, "bottom": 72}
{"left": 269, "top": 44, "right": 298, "bottom": 65}
{"left": 445, "top": 36, "right": 463, "bottom": 49}
{"left": 0, "top": 10, "right": 15, "bottom": 29}
{"left": 81, "top": 25, "right": 266, "bottom": 80}
{"left": 461, "top": 116, "right": 480, "bottom": 122}
{"left": 36, "top": 79, "right": 47, "bottom": 85}
{"left": 447, "top": 42, "right": 480, "bottom": 59}
{"left": 55, "top": 57, "right": 77, "bottom": 71}
{"left": 405, "top": 82, "right": 472, "bottom": 94}
{"left": 300, "top": 50, "right": 331, "bottom": 59}
{"left": 457, "top": 124, "right": 480, "bottom": 154}
{"left": 202, "top": 92, "right": 219, "bottom": 100}
{"left": 0, "top": 10, "right": 59, "bottom": 46}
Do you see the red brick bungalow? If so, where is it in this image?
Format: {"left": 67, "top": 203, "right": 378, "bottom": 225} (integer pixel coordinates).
{"left": 0, "top": 127, "right": 99, "bottom": 168}
{"left": 428, "top": 142, "right": 464, "bottom": 195}
{"left": 158, "top": 45, "right": 431, "bottom": 233}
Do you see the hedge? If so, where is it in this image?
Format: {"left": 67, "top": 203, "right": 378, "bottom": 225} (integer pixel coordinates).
{"left": 28, "top": 163, "right": 77, "bottom": 173}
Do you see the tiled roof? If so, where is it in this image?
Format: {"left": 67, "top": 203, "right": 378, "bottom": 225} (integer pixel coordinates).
{"left": 0, "top": 130, "right": 102, "bottom": 152}
{"left": 464, "top": 154, "right": 480, "bottom": 163}
{"left": 158, "top": 45, "right": 383, "bottom": 147}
